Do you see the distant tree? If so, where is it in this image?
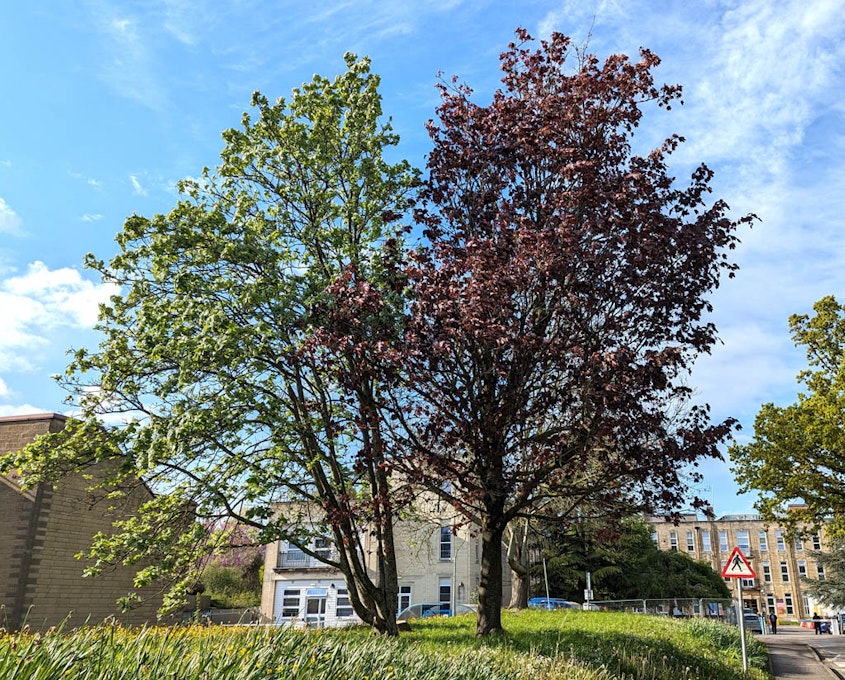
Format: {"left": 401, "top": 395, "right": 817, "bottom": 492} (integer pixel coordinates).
{"left": 731, "top": 296, "right": 845, "bottom": 535}
{"left": 803, "top": 537, "right": 845, "bottom": 609}
{"left": 0, "top": 55, "right": 416, "bottom": 635}
{"left": 389, "top": 29, "right": 752, "bottom": 635}
{"left": 539, "top": 519, "right": 730, "bottom": 601}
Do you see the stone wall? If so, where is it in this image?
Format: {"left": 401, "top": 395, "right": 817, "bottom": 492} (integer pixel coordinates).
{"left": 0, "top": 413, "right": 162, "bottom": 630}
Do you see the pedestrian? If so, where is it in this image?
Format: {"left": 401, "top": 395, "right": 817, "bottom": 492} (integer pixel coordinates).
{"left": 813, "top": 612, "right": 821, "bottom": 635}
{"left": 769, "top": 611, "right": 778, "bottom": 634}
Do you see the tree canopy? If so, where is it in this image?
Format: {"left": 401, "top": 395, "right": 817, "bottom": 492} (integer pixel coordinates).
{"left": 381, "top": 30, "right": 752, "bottom": 634}
{"left": 538, "top": 519, "right": 730, "bottom": 602}
{"left": 0, "top": 54, "right": 416, "bottom": 635}
{"left": 0, "top": 31, "right": 752, "bottom": 638}
{"left": 731, "top": 295, "right": 845, "bottom": 535}
{"left": 803, "top": 537, "right": 845, "bottom": 609}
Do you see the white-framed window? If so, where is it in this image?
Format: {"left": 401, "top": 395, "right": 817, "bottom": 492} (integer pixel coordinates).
{"left": 780, "top": 561, "right": 789, "bottom": 582}
{"left": 440, "top": 526, "right": 452, "bottom": 560}
{"left": 766, "top": 594, "right": 775, "bottom": 612}
{"left": 741, "top": 577, "right": 755, "bottom": 588}
{"left": 439, "top": 578, "right": 451, "bottom": 609}
{"left": 719, "top": 530, "right": 728, "bottom": 552}
{"left": 798, "top": 561, "right": 807, "bottom": 578}
{"left": 336, "top": 588, "right": 354, "bottom": 618}
{"left": 817, "top": 563, "right": 826, "bottom": 580}
{"left": 651, "top": 531, "right": 658, "bottom": 545}
{"left": 813, "top": 533, "right": 822, "bottom": 550}
{"left": 737, "top": 530, "right": 750, "bottom": 552}
{"left": 702, "top": 530, "right": 711, "bottom": 552}
{"left": 776, "top": 531, "right": 786, "bottom": 551}
{"left": 669, "top": 531, "right": 678, "bottom": 551}
{"left": 784, "top": 593, "right": 794, "bottom": 615}
{"left": 314, "top": 536, "right": 332, "bottom": 560}
{"left": 686, "top": 531, "right": 695, "bottom": 553}
{"left": 398, "top": 585, "right": 412, "bottom": 613}
{"left": 803, "top": 593, "right": 811, "bottom": 615}
{"left": 758, "top": 531, "right": 768, "bottom": 552}
{"left": 282, "top": 588, "right": 301, "bottom": 618}
{"left": 795, "top": 536, "right": 804, "bottom": 552}
{"left": 762, "top": 561, "right": 772, "bottom": 583}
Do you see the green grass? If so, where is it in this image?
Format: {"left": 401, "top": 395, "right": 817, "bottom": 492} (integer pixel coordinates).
{"left": 0, "top": 610, "right": 769, "bottom": 680}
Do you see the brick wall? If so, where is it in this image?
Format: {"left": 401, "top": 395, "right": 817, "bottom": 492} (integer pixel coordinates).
{"left": 0, "top": 414, "right": 162, "bottom": 629}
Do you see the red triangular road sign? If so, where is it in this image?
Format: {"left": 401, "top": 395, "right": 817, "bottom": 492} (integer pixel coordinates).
{"left": 721, "top": 546, "right": 756, "bottom": 578}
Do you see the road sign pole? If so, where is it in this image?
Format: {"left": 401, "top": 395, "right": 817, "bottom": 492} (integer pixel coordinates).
{"left": 737, "top": 578, "right": 748, "bottom": 674}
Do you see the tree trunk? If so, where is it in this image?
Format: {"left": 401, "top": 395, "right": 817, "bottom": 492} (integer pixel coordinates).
{"left": 477, "top": 522, "right": 506, "bottom": 635}
{"left": 507, "top": 520, "right": 530, "bottom": 609}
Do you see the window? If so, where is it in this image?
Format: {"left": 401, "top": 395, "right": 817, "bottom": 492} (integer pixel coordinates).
{"left": 686, "top": 531, "right": 695, "bottom": 553}
{"left": 784, "top": 593, "right": 794, "bottom": 615}
{"left": 798, "top": 561, "right": 807, "bottom": 578}
{"left": 813, "top": 533, "right": 822, "bottom": 550}
{"left": 762, "top": 562, "right": 771, "bottom": 583}
{"left": 282, "top": 589, "right": 301, "bottom": 618}
{"left": 758, "top": 531, "right": 768, "bottom": 552}
{"left": 766, "top": 594, "right": 775, "bottom": 613}
{"left": 440, "top": 526, "right": 452, "bottom": 560}
{"left": 817, "top": 563, "right": 826, "bottom": 580}
{"left": 336, "top": 588, "right": 354, "bottom": 618}
{"left": 741, "top": 577, "right": 755, "bottom": 588}
{"left": 314, "top": 536, "right": 332, "bottom": 560}
{"left": 439, "top": 578, "right": 451, "bottom": 609}
{"left": 719, "top": 530, "right": 728, "bottom": 552}
{"left": 701, "top": 530, "right": 711, "bottom": 552}
{"left": 803, "top": 593, "right": 811, "bottom": 615}
{"left": 737, "top": 530, "right": 750, "bottom": 552}
{"left": 780, "top": 561, "right": 789, "bottom": 582}
{"left": 651, "top": 531, "right": 658, "bottom": 545}
{"left": 398, "top": 585, "right": 412, "bottom": 613}
{"left": 669, "top": 531, "right": 678, "bottom": 551}
{"left": 776, "top": 531, "right": 786, "bottom": 551}
{"left": 795, "top": 536, "right": 804, "bottom": 552}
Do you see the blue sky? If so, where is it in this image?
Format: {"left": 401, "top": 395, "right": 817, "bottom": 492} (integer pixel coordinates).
{"left": 1, "top": 0, "right": 843, "bottom": 515}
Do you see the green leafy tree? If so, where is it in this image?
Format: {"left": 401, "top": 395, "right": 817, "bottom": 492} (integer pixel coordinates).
{"left": 0, "top": 55, "right": 416, "bottom": 635}
{"left": 539, "top": 519, "right": 729, "bottom": 601}
{"left": 803, "top": 537, "right": 845, "bottom": 608}
{"left": 731, "top": 296, "right": 845, "bottom": 535}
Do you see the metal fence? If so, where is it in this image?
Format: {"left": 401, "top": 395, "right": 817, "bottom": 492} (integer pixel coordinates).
{"left": 588, "top": 598, "right": 735, "bottom": 620}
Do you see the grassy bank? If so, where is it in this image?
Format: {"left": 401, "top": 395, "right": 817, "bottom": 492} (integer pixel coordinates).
{"left": 0, "top": 610, "right": 768, "bottom": 680}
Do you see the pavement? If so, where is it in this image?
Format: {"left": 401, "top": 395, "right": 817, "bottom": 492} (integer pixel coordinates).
{"left": 757, "top": 626, "right": 845, "bottom": 679}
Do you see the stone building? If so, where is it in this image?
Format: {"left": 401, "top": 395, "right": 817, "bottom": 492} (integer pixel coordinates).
{"left": 260, "top": 501, "right": 510, "bottom": 626}
{"left": 0, "top": 413, "right": 161, "bottom": 630}
{"left": 646, "top": 512, "right": 830, "bottom": 621}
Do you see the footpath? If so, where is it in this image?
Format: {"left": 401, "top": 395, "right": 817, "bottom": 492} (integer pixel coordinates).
{"left": 760, "top": 627, "right": 845, "bottom": 679}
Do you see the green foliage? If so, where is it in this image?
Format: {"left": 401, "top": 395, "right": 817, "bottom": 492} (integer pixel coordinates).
{"left": 200, "top": 562, "right": 260, "bottom": 608}
{"left": 803, "top": 536, "right": 845, "bottom": 608}
{"left": 730, "top": 295, "right": 845, "bottom": 534}
{"left": 0, "top": 53, "right": 416, "bottom": 634}
{"left": 0, "top": 610, "right": 768, "bottom": 680}
{"left": 539, "top": 519, "right": 730, "bottom": 601}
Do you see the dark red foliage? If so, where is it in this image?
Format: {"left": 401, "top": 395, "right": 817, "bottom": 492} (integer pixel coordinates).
{"left": 393, "top": 30, "right": 755, "bottom": 635}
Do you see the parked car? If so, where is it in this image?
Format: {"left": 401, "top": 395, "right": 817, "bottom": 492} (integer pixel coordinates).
{"left": 397, "top": 603, "right": 477, "bottom": 620}
{"left": 743, "top": 610, "right": 763, "bottom": 633}
{"left": 527, "top": 597, "right": 581, "bottom": 611}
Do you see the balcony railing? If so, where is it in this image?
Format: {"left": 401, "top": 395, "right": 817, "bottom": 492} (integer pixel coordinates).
{"left": 275, "top": 549, "right": 335, "bottom": 570}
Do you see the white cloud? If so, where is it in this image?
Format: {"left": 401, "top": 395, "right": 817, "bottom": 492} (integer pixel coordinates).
{"left": 82, "top": 213, "right": 103, "bottom": 222}
{"left": 0, "top": 262, "right": 120, "bottom": 372}
{"left": 130, "top": 174, "right": 148, "bottom": 196}
{"left": 0, "top": 404, "right": 46, "bottom": 418}
{"left": 0, "top": 198, "right": 23, "bottom": 236}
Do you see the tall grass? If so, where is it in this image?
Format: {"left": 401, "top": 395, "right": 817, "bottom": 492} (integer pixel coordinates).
{"left": 0, "top": 610, "right": 768, "bottom": 680}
